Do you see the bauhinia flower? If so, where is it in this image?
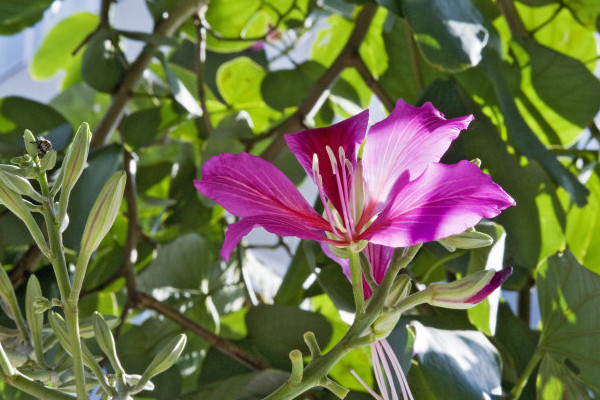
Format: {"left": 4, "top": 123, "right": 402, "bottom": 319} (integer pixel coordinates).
{"left": 194, "top": 99, "right": 515, "bottom": 260}
{"left": 327, "top": 242, "right": 512, "bottom": 400}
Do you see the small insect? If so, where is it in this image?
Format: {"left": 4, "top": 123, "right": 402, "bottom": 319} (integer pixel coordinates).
{"left": 31, "top": 136, "right": 52, "bottom": 156}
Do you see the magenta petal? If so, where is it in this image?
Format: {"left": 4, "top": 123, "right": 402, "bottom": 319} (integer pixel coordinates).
{"left": 466, "top": 267, "right": 513, "bottom": 304}
{"left": 362, "top": 100, "right": 473, "bottom": 211}
{"left": 285, "top": 110, "right": 369, "bottom": 212}
{"left": 195, "top": 152, "right": 328, "bottom": 230}
{"left": 364, "top": 243, "right": 394, "bottom": 285}
{"left": 222, "top": 215, "right": 328, "bottom": 260}
{"left": 364, "top": 161, "right": 515, "bottom": 247}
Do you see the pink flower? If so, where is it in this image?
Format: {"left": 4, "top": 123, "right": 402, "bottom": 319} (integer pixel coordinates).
{"left": 194, "top": 99, "right": 515, "bottom": 260}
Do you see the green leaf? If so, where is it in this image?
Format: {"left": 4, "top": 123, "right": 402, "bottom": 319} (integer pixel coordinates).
{"left": 261, "top": 61, "right": 325, "bottom": 111}
{"left": 409, "top": 321, "right": 502, "bottom": 399}
{"left": 0, "top": 97, "right": 71, "bottom": 144}
{"left": 274, "top": 241, "right": 312, "bottom": 306}
{"left": 466, "top": 222, "right": 506, "bottom": 336}
{"left": 160, "top": 58, "right": 202, "bottom": 116}
{"left": 63, "top": 144, "right": 122, "bottom": 250}
{"left": 401, "top": 0, "right": 489, "bottom": 72}
{"left": 480, "top": 49, "right": 588, "bottom": 206}
{"left": 245, "top": 304, "right": 332, "bottom": 370}
{"left": 566, "top": 170, "right": 600, "bottom": 274}
{"left": 81, "top": 29, "right": 128, "bottom": 93}
{"left": 202, "top": 113, "right": 248, "bottom": 161}
{"left": 122, "top": 102, "right": 187, "bottom": 149}
{"left": 30, "top": 12, "right": 98, "bottom": 80}
{"left": 216, "top": 56, "right": 280, "bottom": 132}
{"left": 537, "top": 250, "right": 600, "bottom": 393}
{"left": 494, "top": 302, "right": 539, "bottom": 398}
{"left": 138, "top": 233, "right": 211, "bottom": 290}
{"left": 204, "top": 0, "right": 269, "bottom": 52}
{"left": 190, "top": 369, "right": 289, "bottom": 399}
{"left": 537, "top": 355, "right": 595, "bottom": 400}
{"left": 0, "top": 0, "right": 54, "bottom": 35}
{"left": 511, "top": 38, "right": 600, "bottom": 146}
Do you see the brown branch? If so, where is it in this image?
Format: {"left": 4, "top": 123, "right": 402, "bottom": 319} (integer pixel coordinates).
{"left": 72, "top": 0, "right": 113, "bottom": 55}
{"left": 497, "top": 0, "right": 531, "bottom": 38}
{"left": 135, "top": 292, "right": 269, "bottom": 370}
{"left": 91, "top": 0, "right": 208, "bottom": 148}
{"left": 350, "top": 53, "right": 395, "bottom": 112}
{"left": 259, "top": 3, "right": 379, "bottom": 162}
{"left": 194, "top": 10, "right": 214, "bottom": 136}
{"left": 10, "top": 245, "right": 43, "bottom": 287}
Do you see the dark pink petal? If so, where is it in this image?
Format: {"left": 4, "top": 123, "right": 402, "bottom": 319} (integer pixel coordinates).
{"left": 222, "top": 215, "right": 328, "bottom": 260}
{"left": 363, "top": 161, "right": 515, "bottom": 247}
{"left": 285, "top": 110, "right": 369, "bottom": 213}
{"left": 195, "top": 152, "right": 328, "bottom": 229}
{"left": 362, "top": 100, "right": 473, "bottom": 213}
{"left": 466, "top": 267, "right": 512, "bottom": 304}
{"left": 364, "top": 243, "right": 394, "bottom": 285}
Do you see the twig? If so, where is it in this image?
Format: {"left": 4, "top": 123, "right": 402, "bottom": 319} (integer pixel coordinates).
{"left": 10, "top": 245, "right": 42, "bottom": 287}
{"left": 194, "top": 10, "right": 214, "bottom": 136}
{"left": 350, "top": 53, "right": 394, "bottom": 112}
{"left": 91, "top": 0, "right": 208, "bottom": 148}
{"left": 135, "top": 292, "right": 269, "bottom": 370}
{"left": 260, "top": 2, "right": 379, "bottom": 161}
{"left": 72, "top": 0, "right": 113, "bottom": 55}
{"left": 497, "top": 0, "right": 531, "bottom": 38}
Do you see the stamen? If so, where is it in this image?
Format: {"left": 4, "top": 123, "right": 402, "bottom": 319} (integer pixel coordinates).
{"left": 381, "top": 340, "right": 414, "bottom": 400}
{"left": 325, "top": 146, "right": 338, "bottom": 175}
{"left": 375, "top": 342, "right": 399, "bottom": 400}
{"left": 372, "top": 343, "right": 390, "bottom": 400}
{"left": 312, "top": 154, "right": 340, "bottom": 238}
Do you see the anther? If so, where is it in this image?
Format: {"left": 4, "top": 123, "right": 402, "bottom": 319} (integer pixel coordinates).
{"left": 325, "top": 146, "right": 338, "bottom": 175}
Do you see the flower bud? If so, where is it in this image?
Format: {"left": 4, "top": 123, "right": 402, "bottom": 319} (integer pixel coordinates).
{"left": 93, "top": 312, "right": 125, "bottom": 375}
{"left": 0, "top": 184, "right": 50, "bottom": 257}
{"left": 79, "top": 171, "right": 126, "bottom": 257}
{"left": 25, "top": 275, "right": 45, "bottom": 365}
{"left": 426, "top": 267, "right": 512, "bottom": 309}
{"left": 372, "top": 311, "right": 401, "bottom": 340}
{"left": 438, "top": 229, "right": 493, "bottom": 252}
{"left": 0, "top": 169, "right": 43, "bottom": 202}
{"left": 134, "top": 334, "right": 186, "bottom": 392}
{"left": 384, "top": 274, "right": 412, "bottom": 308}
{"left": 23, "top": 130, "right": 38, "bottom": 159}
{"left": 53, "top": 123, "right": 91, "bottom": 199}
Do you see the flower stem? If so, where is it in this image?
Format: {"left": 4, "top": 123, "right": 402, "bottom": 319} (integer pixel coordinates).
{"left": 349, "top": 251, "right": 365, "bottom": 314}
{"left": 508, "top": 347, "right": 544, "bottom": 400}
{"left": 39, "top": 172, "right": 87, "bottom": 399}
{"left": 262, "top": 245, "right": 422, "bottom": 400}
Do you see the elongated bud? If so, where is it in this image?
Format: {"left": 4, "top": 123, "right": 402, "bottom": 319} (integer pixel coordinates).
{"left": 133, "top": 334, "right": 187, "bottom": 393}
{"left": 23, "top": 130, "right": 38, "bottom": 159}
{"left": 438, "top": 228, "right": 493, "bottom": 252}
{"left": 93, "top": 312, "right": 125, "bottom": 375}
{"left": 25, "top": 275, "right": 45, "bottom": 365}
{"left": 372, "top": 311, "right": 401, "bottom": 340}
{"left": 0, "top": 169, "right": 43, "bottom": 202}
{"left": 384, "top": 274, "right": 412, "bottom": 308}
{"left": 53, "top": 123, "right": 91, "bottom": 196}
{"left": 0, "top": 264, "right": 28, "bottom": 340}
{"left": 47, "top": 311, "right": 99, "bottom": 369}
{"left": 0, "top": 185, "right": 50, "bottom": 257}
{"left": 79, "top": 171, "right": 126, "bottom": 257}
{"left": 426, "top": 267, "right": 512, "bottom": 309}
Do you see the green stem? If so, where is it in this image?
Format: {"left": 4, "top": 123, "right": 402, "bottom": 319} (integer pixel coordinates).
{"left": 508, "top": 347, "right": 544, "bottom": 400}
{"left": 2, "top": 372, "right": 74, "bottom": 400}
{"left": 421, "top": 249, "right": 467, "bottom": 283}
{"left": 263, "top": 245, "right": 422, "bottom": 400}
{"left": 348, "top": 251, "right": 365, "bottom": 314}
{"left": 39, "top": 173, "right": 87, "bottom": 399}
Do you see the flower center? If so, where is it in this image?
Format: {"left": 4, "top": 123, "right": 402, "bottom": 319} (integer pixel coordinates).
{"left": 312, "top": 145, "right": 358, "bottom": 243}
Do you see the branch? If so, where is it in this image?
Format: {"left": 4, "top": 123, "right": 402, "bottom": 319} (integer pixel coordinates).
{"left": 135, "top": 292, "right": 269, "bottom": 370}
{"left": 497, "top": 0, "right": 531, "bottom": 38}
{"left": 350, "top": 53, "right": 394, "bottom": 112}
{"left": 260, "top": 2, "right": 379, "bottom": 161}
{"left": 91, "top": 0, "right": 208, "bottom": 147}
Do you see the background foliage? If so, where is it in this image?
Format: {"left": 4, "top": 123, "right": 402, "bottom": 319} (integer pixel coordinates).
{"left": 1, "top": 0, "right": 600, "bottom": 398}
